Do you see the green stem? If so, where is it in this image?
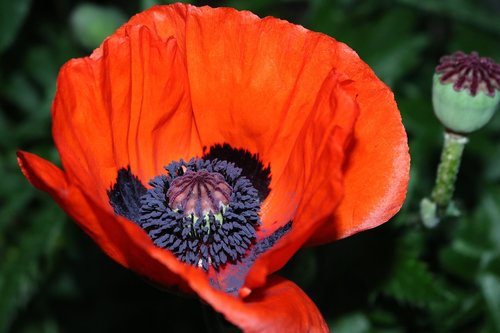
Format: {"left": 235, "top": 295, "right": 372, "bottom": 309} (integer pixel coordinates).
{"left": 430, "top": 131, "right": 468, "bottom": 208}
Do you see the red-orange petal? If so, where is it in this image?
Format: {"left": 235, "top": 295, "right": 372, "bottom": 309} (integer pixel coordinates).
{"left": 53, "top": 22, "right": 197, "bottom": 208}
{"left": 308, "top": 43, "right": 410, "bottom": 244}
{"left": 127, "top": 5, "right": 409, "bottom": 248}
{"left": 180, "top": 7, "right": 357, "bottom": 237}
{"left": 18, "top": 151, "right": 126, "bottom": 266}
{"left": 18, "top": 5, "right": 409, "bottom": 328}
{"left": 120, "top": 5, "right": 360, "bottom": 233}
{"left": 19, "top": 150, "right": 329, "bottom": 332}
{"left": 17, "top": 151, "right": 193, "bottom": 291}
{"left": 245, "top": 71, "right": 359, "bottom": 288}
{"left": 183, "top": 7, "right": 338, "bottom": 171}
{"left": 187, "top": 274, "right": 329, "bottom": 333}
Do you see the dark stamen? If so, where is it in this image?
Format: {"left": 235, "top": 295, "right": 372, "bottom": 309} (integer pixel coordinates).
{"left": 139, "top": 159, "right": 261, "bottom": 271}
{"left": 254, "top": 220, "right": 293, "bottom": 255}
{"left": 107, "top": 167, "right": 147, "bottom": 224}
{"left": 204, "top": 144, "right": 271, "bottom": 201}
{"left": 215, "top": 220, "right": 293, "bottom": 295}
{"left": 106, "top": 147, "right": 293, "bottom": 286}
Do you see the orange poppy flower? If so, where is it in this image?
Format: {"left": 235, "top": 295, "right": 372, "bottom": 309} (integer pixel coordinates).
{"left": 17, "top": 4, "right": 409, "bottom": 332}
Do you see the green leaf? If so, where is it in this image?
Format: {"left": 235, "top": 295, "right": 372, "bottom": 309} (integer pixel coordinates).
{"left": 434, "top": 293, "right": 485, "bottom": 332}
{"left": 479, "top": 273, "right": 500, "bottom": 332}
{"left": 330, "top": 312, "right": 371, "bottom": 333}
{"left": 0, "top": 0, "right": 32, "bottom": 53}
{"left": 440, "top": 189, "right": 500, "bottom": 280}
{"left": 225, "top": 0, "right": 275, "bottom": 13}
{"left": 370, "top": 34, "right": 428, "bottom": 87}
{"left": 0, "top": 72, "right": 41, "bottom": 114}
{"left": 440, "top": 241, "right": 482, "bottom": 281}
{"left": 70, "top": 3, "right": 127, "bottom": 50}
{"left": 484, "top": 145, "right": 500, "bottom": 182}
{"left": 18, "top": 319, "right": 59, "bottom": 333}
{"left": 0, "top": 205, "right": 65, "bottom": 333}
{"left": 482, "top": 193, "right": 500, "bottom": 251}
{"left": 382, "top": 255, "right": 453, "bottom": 308}
{"left": 380, "top": 230, "right": 451, "bottom": 316}
{"left": 141, "top": 0, "right": 192, "bottom": 10}
{"left": 24, "top": 46, "right": 58, "bottom": 89}
{"left": 396, "top": 0, "right": 500, "bottom": 36}
{"left": 332, "top": 8, "right": 429, "bottom": 87}
{"left": 449, "top": 199, "right": 500, "bottom": 255}
{"left": 0, "top": 109, "right": 12, "bottom": 150}
{"left": 484, "top": 254, "right": 500, "bottom": 277}
{"left": 368, "top": 308, "right": 399, "bottom": 327}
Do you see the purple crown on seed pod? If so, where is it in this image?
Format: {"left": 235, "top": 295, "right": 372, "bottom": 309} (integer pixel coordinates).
{"left": 432, "top": 51, "right": 500, "bottom": 133}
{"left": 435, "top": 51, "right": 500, "bottom": 97}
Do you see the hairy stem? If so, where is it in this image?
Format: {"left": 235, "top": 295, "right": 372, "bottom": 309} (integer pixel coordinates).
{"left": 431, "top": 131, "right": 468, "bottom": 208}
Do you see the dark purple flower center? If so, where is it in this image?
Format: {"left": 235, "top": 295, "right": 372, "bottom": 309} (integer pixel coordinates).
{"left": 436, "top": 51, "right": 500, "bottom": 97}
{"left": 138, "top": 159, "right": 261, "bottom": 271}
{"left": 167, "top": 170, "right": 232, "bottom": 218}
{"left": 107, "top": 145, "right": 292, "bottom": 294}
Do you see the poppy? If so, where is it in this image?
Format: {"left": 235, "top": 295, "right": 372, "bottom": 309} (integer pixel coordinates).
{"left": 17, "top": 4, "right": 409, "bottom": 332}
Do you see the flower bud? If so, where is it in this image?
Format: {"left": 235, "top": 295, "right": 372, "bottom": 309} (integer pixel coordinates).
{"left": 432, "top": 51, "right": 500, "bottom": 133}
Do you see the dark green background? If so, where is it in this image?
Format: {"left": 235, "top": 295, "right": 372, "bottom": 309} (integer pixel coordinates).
{"left": 1, "top": 0, "right": 500, "bottom": 332}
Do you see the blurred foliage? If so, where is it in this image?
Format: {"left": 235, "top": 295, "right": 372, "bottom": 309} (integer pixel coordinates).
{"left": 0, "top": 0, "right": 499, "bottom": 332}
{"left": 70, "top": 3, "right": 127, "bottom": 50}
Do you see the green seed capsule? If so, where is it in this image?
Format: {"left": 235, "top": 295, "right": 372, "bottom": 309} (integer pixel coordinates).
{"left": 432, "top": 52, "right": 500, "bottom": 134}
